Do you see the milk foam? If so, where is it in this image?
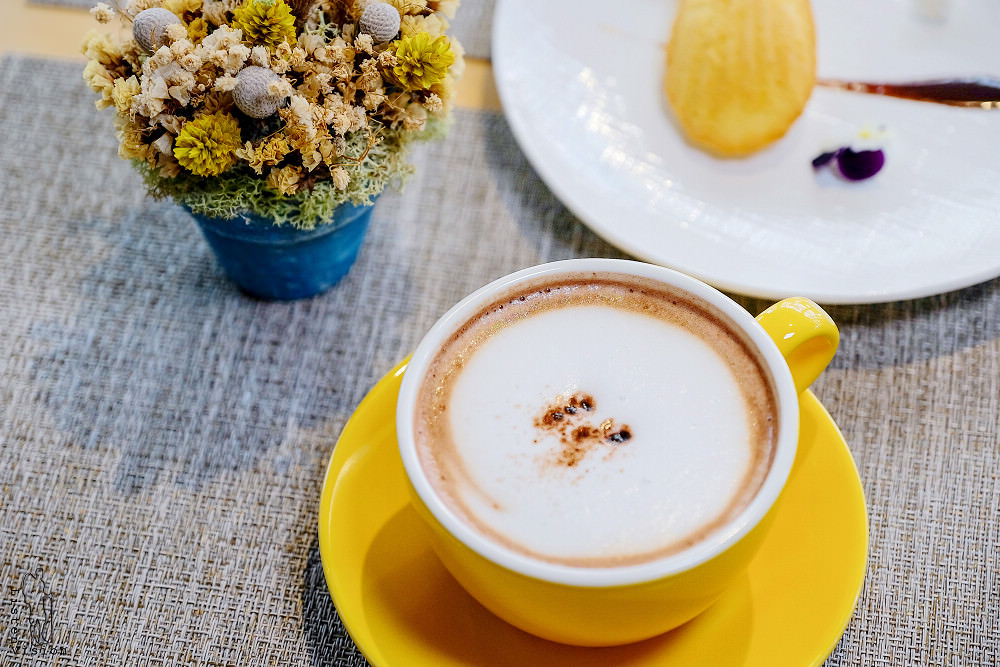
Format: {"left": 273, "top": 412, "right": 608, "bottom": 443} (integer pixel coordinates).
{"left": 415, "top": 278, "right": 775, "bottom": 567}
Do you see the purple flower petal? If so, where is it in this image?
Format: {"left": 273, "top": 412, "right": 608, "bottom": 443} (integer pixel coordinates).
{"left": 833, "top": 147, "right": 885, "bottom": 181}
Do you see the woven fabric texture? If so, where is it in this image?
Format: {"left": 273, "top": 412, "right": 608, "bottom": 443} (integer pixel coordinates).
{"left": 28, "top": 0, "right": 496, "bottom": 60}
{"left": 2, "top": 55, "right": 999, "bottom": 666}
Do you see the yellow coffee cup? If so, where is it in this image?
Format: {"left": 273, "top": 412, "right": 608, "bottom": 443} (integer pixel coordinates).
{"left": 396, "top": 258, "right": 838, "bottom": 646}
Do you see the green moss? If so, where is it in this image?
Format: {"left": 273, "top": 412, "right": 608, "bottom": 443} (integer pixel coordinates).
{"left": 139, "top": 116, "right": 451, "bottom": 229}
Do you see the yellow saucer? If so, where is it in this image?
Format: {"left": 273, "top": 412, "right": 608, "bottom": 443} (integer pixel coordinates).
{"left": 318, "top": 361, "right": 868, "bottom": 666}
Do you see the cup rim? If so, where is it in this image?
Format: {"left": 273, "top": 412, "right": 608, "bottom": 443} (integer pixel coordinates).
{"left": 396, "top": 258, "right": 799, "bottom": 588}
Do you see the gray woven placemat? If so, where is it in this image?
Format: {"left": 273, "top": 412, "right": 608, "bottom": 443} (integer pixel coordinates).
{"left": 28, "top": 0, "right": 496, "bottom": 60}
{"left": 0, "top": 53, "right": 621, "bottom": 666}
{"left": 2, "top": 54, "right": 999, "bottom": 665}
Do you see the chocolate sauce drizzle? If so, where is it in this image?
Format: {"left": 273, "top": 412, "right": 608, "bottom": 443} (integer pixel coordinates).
{"left": 818, "top": 76, "right": 1000, "bottom": 109}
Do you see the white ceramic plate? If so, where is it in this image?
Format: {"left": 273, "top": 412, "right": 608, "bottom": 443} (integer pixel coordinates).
{"left": 492, "top": 0, "right": 1000, "bottom": 303}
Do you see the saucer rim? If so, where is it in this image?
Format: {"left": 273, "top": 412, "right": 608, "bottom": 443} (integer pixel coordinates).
{"left": 318, "top": 360, "right": 869, "bottom": 666}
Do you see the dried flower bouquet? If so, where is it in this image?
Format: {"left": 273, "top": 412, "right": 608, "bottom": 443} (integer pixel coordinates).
{"left": 83, "top": 0, "right": 464, "bottom": 229}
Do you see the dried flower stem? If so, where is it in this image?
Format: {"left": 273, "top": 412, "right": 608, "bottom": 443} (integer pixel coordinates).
{"left": 329, "top": 125, "right": 383, "bottom": 167}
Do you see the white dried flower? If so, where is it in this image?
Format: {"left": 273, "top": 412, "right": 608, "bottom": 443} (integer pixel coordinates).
{"left": 213, "top": 74, "right": 239, "bottom": 93}
{"left": 179, "top": 53, "right": 203, "bottom": 72}
{"left": 222, "top": 44, "right": 252, "bottom": 74}
{"left": 354, "top": 33, "right": 374, "bottom": 54}
{"left": 201, "top": 0, "right": 230, "bottom": 26}
{"left": 250, "top": 45, "right": 270, "bottom": 67}
{"left": 267, "top": 78, "right": 294, "bottom": 98}
{"left": 152, "top": 133, "right": 174, "bottom": 154}
{"left": 165, "top": 23, "right": 188, "bottom": 43}
{"left": 199, "top": 25, "right": 242, "bottom": 52}
{"left": 169, "top": 38, "right": 195, "bottom": 60}
{"left": 90, "top": 2, "right": 116, "bottom": 23}
{"left": 362, "top": 89, "right": 386, "bottom": 110}
{"left": 156, "top": 114, "right": 184, "bottom": 134}
{"left": 330, "top": 166, "right": 350, "bottom": 190}
{"left": 422, "top": 92, "right": 443, "bottom": 113}
{"left": 402, "top": 101, "right": 426, "bottom": 131}
{"left": 299, "top": 34, "right": 325, "bottom": 54}
{"left": 133, "top": 73, "right": 169, "bottom": 117}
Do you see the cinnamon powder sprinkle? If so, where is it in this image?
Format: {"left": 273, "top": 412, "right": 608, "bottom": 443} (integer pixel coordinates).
{"left": 533, "top": 393, "right": 631, "bottom": 468}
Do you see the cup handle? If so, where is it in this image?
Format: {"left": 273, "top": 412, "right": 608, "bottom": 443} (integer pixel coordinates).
{"left": 755, "top": 297, "right": 839, "bottom": 394}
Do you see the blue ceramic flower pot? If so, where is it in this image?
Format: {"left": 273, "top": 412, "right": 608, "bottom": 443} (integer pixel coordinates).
{"left": 188, "top": 201, "right": 376, "bottom": 300}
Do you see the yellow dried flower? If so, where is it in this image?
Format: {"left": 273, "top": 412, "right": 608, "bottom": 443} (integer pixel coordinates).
{"left": 429, "top": 0, "right": 459, "bottom": 20}
{"left": 82, "top": 30, "right": 124, "bottom": 68}
{"left": 173, "top": 111, "right": 242, "bottom": 176}
{"left": 267, "top": 165, "right": 302, "bottom": 195}
{"left": 232, "top": 0, "right": 297, "bottom": 50}
{"left": 237, "top": 135, "right": 291, "bottom": 174}
{"left": 279, "top": 94, "right": 336, "bottom": 170}
{"left": 162, "top": 0, "right": 203, "bottom": 16}
{"left": 197, "top": 91, "right": 235, "bottom": 115}
{"left": 112, "top": 75, "right": 141, "bottom": 113}
{"left": 385, "top": 0, "right": 427, "bottom": 15}
{"left": 128, "top": 0, "right": 161, "bottom": 12}
{"left": 115, "top": 115, "right": 155, "bottom": 161}
{"left": 400, "top": 13, "right": 447, "bottom": 39}
{"left": 83, "top": 60, "right": 116, "bottom": 109}
{"left": 389, "top": 32, "right": 454, "bottom": 91}
{"left": 187, "top": 17, "right": 210, "bottom": 44}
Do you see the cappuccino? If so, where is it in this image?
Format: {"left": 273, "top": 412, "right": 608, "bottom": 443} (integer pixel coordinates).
{"left": 413, "top": 273, "right": 778, "bottom": 568}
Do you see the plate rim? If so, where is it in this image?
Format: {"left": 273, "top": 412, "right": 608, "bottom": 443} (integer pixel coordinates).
{"left": 490, "top": 0, "right": 1000, "bottom": 304}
